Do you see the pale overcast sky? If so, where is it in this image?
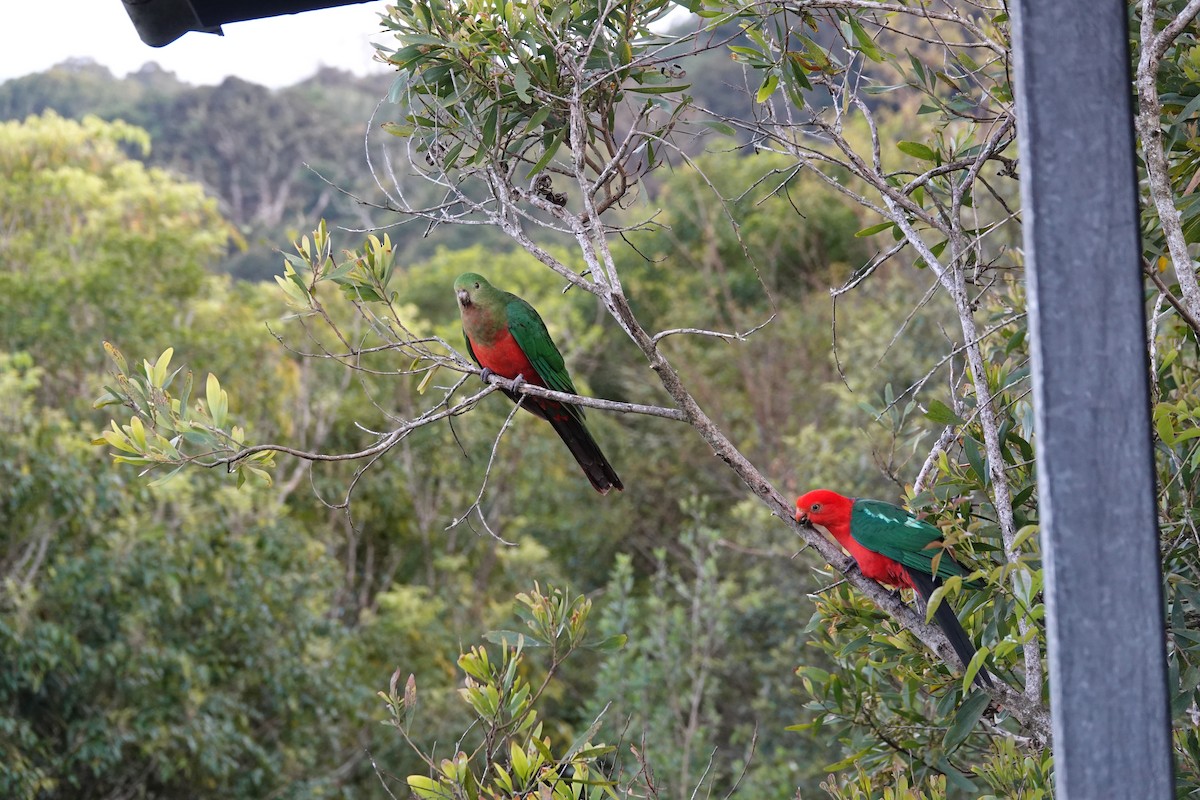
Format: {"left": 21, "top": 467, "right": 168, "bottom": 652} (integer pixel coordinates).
{"left": 0, "top": 0, "right": 393, "bottom": 88}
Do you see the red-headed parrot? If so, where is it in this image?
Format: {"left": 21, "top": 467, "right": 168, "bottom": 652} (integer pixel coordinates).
{"left": 454, "top": 272, "right": 622, "bottom": 494}
{"left": 795, "top": 488, "right": 993, "bottom": 688}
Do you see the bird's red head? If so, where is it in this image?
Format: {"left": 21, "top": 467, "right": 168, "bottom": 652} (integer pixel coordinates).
{"left": 795, "top": 489, "right": 853, "bottom": 527}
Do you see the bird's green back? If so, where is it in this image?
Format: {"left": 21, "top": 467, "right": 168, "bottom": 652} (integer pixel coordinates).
{"left": 851, "top": 499, "right": 972, "bottom": 582}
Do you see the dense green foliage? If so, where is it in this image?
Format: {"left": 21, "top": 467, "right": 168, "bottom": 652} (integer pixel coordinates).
{"left": 0, "top": 103, "right": 871, "bottom": 797}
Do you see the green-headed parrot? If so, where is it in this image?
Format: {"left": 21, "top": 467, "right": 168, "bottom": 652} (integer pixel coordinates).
{"left": 454, "top": 272, "right": 622, "bottom": 494}
{"left": 795, "top": 488, "right": 993, "bottom": 688}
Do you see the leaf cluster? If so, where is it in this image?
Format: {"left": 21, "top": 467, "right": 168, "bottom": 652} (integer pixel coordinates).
{"left": 384, "top": 585, "right": 625, "bottom": 800}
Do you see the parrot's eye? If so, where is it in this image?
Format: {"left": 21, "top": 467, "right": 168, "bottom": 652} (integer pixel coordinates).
{"left": 810, "top": 503, "right": 821, "bottom": 512}
{"left": 474, "top": 282, "right": 480, "bottom": 289}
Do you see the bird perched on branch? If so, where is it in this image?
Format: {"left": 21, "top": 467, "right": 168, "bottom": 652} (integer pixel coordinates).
{"left": 454, "top": 272, "right": 622, "bottom": 494}
{"left": 796, "top": 488, "right": 993, "bottom": 688}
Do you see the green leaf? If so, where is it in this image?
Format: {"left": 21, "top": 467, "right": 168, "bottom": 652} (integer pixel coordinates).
{"left": 785, "top": 53, "right": 813, "bottom": 91}
{"left": 112, "top": 455, "right": 155, "bottom": 466}
{"left": 416, "top": 364, "right": 440, "bottom": 395}
{"left": 700, "top": 120, "right": 737, "bottom": 136}
{"left": 99, "top": 425, "right": 137, "bottom": 454}
{"left": 103, "top": 341, "right": 128, "bottom": 374}
{"left": 128, "top": 416, "right": 148, "bottom": 451}
{"left": 963, "top": 647, "right": 991, "bottom": 692}
{"left": 173, "top": 370, "right": 193, "bottom": 419}
{"left": 406, "top": 775, "right": 451, "bottom": 800}
{"left": 824, "top": 744, "right": 875, "bottom": 771}
{"left": 512, "top": 65, "right": 532, "bottom": 102}
{"left": 728, "top": 45, "right": 768, "bottom": 64}
{"left": 381, "top": 121, "right": 415, "bottom": 137}
{"left": 627, "top": 83, "right": 690, "bottom": 95}
{"left": 387, "top": 73, "right": 408, "bottom": 103}
{"left": 324, "top": 259, "right": 357, "bottom": 282}
{"left": 587, "top": 633, "right": 628, "bottom": 652}
{"left": 619, "top": 39, "right": 633, "bottom": 66}
{"left": 908, "top": 51, "right": 927, "bottom": 84}
{"left": 796, "top": 34, "right": 832, "bottom": 72}
{"left": 206, "top": 373, "right": 228, "bottom": 428}
{"left": 897, "top": 140, "right": 938, "bottom": 161}
{"left": 93, "top": 392, "right": 121, "bottom": 410}
{"left": 925, "top": 582, "right": 949, "bottom": 623}
{"left": 989, "top": 83, "right": 1013, "bottom": 103}
{"left": 1174, "top": 426, "right": 1200, "bottom": 444}
{"left": 523, "top": 106, "right": 552, "bottom": 133}
{"left": 342, "top": 284, "right": 384, "bottom": 303}
{"left": 481, "top": 104, "right": 499, "bottom": 148}
{"left": 963, "top": 436, "right": 988, "bottom": 486}
{"left": 755, "top": 73, "right": 779, "bottom": 103}
{"left": 274, "top": 274, "right": 308, "bottom": 306}
{"left": 244, "top": 466, "right": 273, "bottom": 487}
{"left": 525, "top": 132, "right": 563, "bottom": 178}
{"left": 943, "top": 690, "right": 989, "bottom": 753}
{"left": 441, "top": 140, "right": 465, "bottom": 171}
{"left": 484, "top": 630, "right": 546, "bottom": 647}
{"left": 847, "top": 15, "right": 883, "bottom": 62}
{"left": 571, "top": 744, "right": 615, "bottom": 760}
{"left": 1012, "top": 524, "right": 1039, "bottom": 550}
{"left": 1173, "top": 629, "right": 1200, "bottom": 645}
{"left": 925, "top": 399, "right": 963, "bottom": 426}
{"left": 148, "top": 466, "right": 186, "bottom": 488}
{"left": 149, "top": 347, "right": 173, "bottom": 386}
{"left": 1012, "top": 482, "right": 1036, "bottom": 509}
{"left": 854, "top": 221, "right": 894, "bottom": 238}
{"left": 862, "top": 83, "right": 905, "bottom": 95}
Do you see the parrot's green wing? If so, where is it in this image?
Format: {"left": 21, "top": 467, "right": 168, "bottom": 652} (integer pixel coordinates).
{"left": 504, "top": 296, "right": 587, "bottom": 426}
{"left": 851, "top": 499, "right": 972, "bottom": 582}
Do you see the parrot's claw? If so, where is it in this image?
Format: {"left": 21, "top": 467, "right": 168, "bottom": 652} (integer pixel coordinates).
{"left": 480, "top": 367, "right": 494, "bottom": 383}
{"left": 511, "top": 373, "right": 527, "bottom": 390}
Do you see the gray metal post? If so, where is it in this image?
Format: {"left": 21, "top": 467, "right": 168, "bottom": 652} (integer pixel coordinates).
{"left": 1011, "top": 1, "right": 1175, "bottom": 796}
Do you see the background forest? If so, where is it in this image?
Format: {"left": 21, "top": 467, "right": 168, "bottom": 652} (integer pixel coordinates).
{"left": 2, "top": 2, "right": 1200, "bottom": 798}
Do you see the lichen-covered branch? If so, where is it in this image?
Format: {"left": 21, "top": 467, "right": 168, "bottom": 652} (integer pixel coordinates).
{"left": 1136, "top": 0, "right": 1200, "bottom": 322}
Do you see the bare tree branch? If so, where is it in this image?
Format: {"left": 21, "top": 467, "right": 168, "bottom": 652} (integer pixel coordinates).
{"left": 1137, "top": 0, "right": 1200, "bottom": 322}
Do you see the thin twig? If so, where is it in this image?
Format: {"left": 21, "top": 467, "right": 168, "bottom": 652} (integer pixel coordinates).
{"left": 651, "top": 314, "right": 777, "bottom": 345}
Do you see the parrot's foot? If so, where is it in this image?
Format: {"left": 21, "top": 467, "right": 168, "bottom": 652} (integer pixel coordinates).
{"left": 480, "top": 367, "right": 494, "bottom": 383}
{"left": 510, "top": 373, "right": 527, "bottom": 390}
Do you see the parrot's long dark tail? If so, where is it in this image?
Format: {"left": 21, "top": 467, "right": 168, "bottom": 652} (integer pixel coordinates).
{"left": 545, "top": 411, "right": 623, "bottom": 495}
{"left": 908, "top": 570, "right": 995, "bottom": 689}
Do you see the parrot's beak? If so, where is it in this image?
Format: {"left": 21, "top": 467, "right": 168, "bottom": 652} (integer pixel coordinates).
{"left": 795, "top": 508, "right": 808, "bottom": 525}
{"left": 456, "top": 288, "right": 471, "bottom": 306}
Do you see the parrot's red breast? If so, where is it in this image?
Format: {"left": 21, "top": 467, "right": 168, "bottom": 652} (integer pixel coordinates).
{"left": 468, "top": 328, "right": 544, "bottom": 386}
{"left": 467, "top": 329, "right": 571, "bottom": 424}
